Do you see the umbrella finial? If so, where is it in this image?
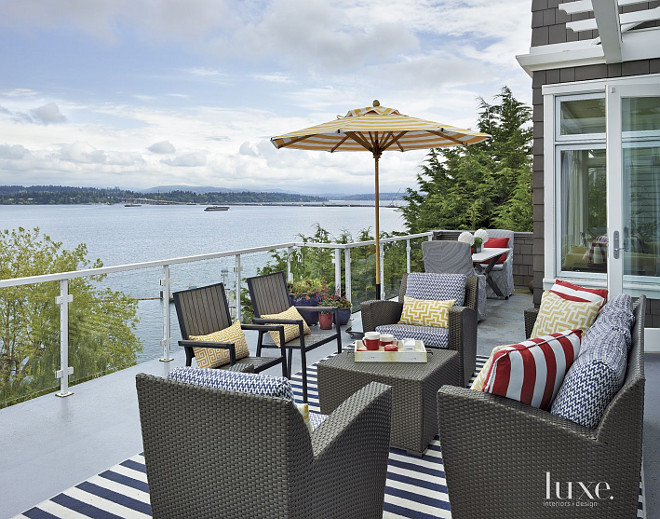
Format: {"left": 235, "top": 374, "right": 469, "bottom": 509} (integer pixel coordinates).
{"left": 372, "top": 99, "right": 380, "bottom": 107}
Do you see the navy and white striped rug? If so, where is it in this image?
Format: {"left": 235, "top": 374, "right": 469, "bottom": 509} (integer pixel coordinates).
{"left": 15, "top": 355, "right": 646, "bottom": 519}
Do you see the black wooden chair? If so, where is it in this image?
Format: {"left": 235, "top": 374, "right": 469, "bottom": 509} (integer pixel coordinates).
{"left": 247, "top": 272, "right": 342, "bottom": 401}
{"left": 173, "top": 282, "right": 287, "bottom": 376}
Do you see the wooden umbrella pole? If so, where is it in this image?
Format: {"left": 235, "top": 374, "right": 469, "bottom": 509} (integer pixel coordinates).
{"left": 374, "top": 151, "right": 381, "bottom": 300}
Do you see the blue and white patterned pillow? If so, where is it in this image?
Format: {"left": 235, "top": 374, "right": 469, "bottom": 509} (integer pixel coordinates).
{"left": 550, "top": 296, "right": 634, "bottom": 428}
{"left": 406, "top": 273, "right": 466, "bottom": 306}
{"left": 168, "top": 366, "right": 294, "bottom": 401}
{"left": 590, "top": 294, "right": 635, "bottom": 350}
{"left": 376, "top": 323, "right": 449, "bottom": 349}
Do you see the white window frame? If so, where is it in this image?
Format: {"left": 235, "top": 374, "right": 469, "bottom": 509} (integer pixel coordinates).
{"left": 542, "top": 73, "right": 660, "bottom": 292}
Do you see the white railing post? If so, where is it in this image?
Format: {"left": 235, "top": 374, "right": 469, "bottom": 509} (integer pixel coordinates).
{"left": 287, "top": 247, "right": 293, "bottom": 282}
{"left": 234, "top": 254, "right": 242, "bottom": 321}
{"left": 344, "top": 248, "right": 352, "bottom": 304}
{"left": 406, "top": 239, "right": 412, "bottom": 273}
{"left": 160, "top": 265, "right": 173, "bottom": 362}
{"left": 334, "top": 248, "right": 342, "bottom": 296}
{"left": 379, "top": 242, "right": 385, "bottom": 299}
{"left": 55, "top": 279, "right": 74, "bottom": 397}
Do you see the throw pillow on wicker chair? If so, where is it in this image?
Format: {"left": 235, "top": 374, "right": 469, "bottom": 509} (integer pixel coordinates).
{"left": 261, "top": 305, "right": 312, "bottom": 347}
{"left": 188, "top": 319, "right": 250, "bottom": 369}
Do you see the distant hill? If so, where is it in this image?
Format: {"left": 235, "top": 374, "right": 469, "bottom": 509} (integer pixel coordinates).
{"left": 141, "top": 185, "right": 293, "bottom": 195}
{"left": 0, "top": 185, "right": 326, "bottom": 205}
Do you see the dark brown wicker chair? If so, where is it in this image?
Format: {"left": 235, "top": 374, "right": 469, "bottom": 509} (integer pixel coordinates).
{"left": 437, "top": 296, "right": 646, "bottom": 519}
{"left": 136, "top": 374, "right": 392, "bottom": 519}
{"left": 361, "top": 273, "right": 478, "bottom": 386}
{"left": 173, "top": 282, "right": 287, "bottom": 376}
{"left": 247, "top": 271, "right": 342, "bottom": 401}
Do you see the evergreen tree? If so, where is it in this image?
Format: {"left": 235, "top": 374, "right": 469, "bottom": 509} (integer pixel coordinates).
{"left": 401, "top": 87, "right": 532, "bottom": 233}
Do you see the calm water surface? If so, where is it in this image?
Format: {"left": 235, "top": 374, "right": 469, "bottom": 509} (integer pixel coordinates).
{"left": 1, "top": 204, "right": 405, "bottom": 361}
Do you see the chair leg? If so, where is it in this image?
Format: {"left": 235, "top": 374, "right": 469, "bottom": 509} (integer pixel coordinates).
{"left": 256, "top": 331, "right": 264, "bottom": 357}
{"left": 280, "top": 348, "right": 287, "bottom": 378}
{"left": 300, "top": 347, "right": 308, "bottom": 402}
{"left": 287, "top": 348, "right": 294, "bottom": 378}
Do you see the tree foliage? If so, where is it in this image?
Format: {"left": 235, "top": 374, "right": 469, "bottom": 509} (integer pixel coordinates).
{"left": 401, "top": 87, "right": 533, "bottom": 233}
{"left": 0, "top": 228, "right": 142, "bottom": 407}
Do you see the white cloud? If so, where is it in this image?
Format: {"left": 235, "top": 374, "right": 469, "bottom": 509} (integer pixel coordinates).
{"left": 162, "top": 152, "right": 207, "bottom": 167}
{"left": 2, "top": 88, "right": 38, "bottom": 97}
{"left": 148, "top": 140, "right": 176, "bottom": 154}
{"left": 0, "top": 143, "right": 32, "bottom": 160}
{"left": 30, "top": 102, "right": 67, "bottom": 125}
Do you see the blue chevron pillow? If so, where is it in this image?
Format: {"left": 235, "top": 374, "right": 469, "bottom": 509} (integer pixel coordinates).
{"left": 168, "top": 366, "right": 294, "bottom": 400}
{"left": 550, "top": 294, "right": 635, "bottom": 428}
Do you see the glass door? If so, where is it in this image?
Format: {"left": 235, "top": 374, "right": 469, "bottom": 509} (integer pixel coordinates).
{"left": 606, "top": 84, "right": 660, "bottom": 297}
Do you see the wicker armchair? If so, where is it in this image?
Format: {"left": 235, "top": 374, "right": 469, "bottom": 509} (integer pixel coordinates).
{"left": 437, "top": 297, "right": 646, "bottom": 519}
{"left": 361, "top": 273, "right": 478, "bottom": 386}
{"left": 136, "top": 374, "right": 392, "bottom": 519}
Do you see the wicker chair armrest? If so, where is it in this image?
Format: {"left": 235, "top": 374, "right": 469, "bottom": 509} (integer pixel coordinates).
{"left": 311, "top": 381, "right": 392, "bottom": 457}
{"left": 448, "top": 305, "right": 477, "bottom": 386}
{"left": 524, "top": 307, "right": 539, "bottom": 338}
{"left": 308, "top": 382, "right": 392, "bottom": 517}
{"left": 360, "top": 300, "right": 403, "bottom": 332}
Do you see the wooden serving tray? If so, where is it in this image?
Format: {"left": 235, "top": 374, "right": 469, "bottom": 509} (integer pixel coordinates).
{"left": 353, "top": 339, "right": 427, "bottom": 363}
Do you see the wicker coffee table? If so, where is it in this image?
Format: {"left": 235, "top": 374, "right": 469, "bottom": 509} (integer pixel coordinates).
{"left": 317, "top": 348, "right": 460, "bottom": 456}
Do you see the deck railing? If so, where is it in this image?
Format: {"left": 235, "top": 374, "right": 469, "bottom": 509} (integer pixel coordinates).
{"left": 0, "top": 231, "right": 433, "bottom": 403}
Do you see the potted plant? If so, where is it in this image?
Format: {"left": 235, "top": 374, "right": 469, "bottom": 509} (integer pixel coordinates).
{"left": 320, "top": 294, "right": 353, "bottom": 326}
{"left": 473, "top": 229, "right": 489, "bottom": 253}
{"left": 289, "top": 278, "right": 324, "bottom": 325}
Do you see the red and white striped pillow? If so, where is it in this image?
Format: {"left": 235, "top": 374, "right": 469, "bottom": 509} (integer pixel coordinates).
{"left": 481, "top": 329, "right": 582, "bottom": 410}
{"left": 550, "top": 280, "right": 608, "bottom": 308}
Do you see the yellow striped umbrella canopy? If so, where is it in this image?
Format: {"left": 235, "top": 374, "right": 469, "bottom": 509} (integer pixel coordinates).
{"left": 271, "top": 100, "right": 491, "bottom": 298}
{"left": 271, "top": 101, "right": 491, "bottom": 154}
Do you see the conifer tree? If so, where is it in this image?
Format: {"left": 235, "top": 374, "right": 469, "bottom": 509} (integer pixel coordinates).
{"left": 401, "top": 87, "right": 532, "bottom": 233}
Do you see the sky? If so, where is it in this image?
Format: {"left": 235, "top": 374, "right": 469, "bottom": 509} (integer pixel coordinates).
{"left": 0, "top": 0, "right": 533, "bottom": 196}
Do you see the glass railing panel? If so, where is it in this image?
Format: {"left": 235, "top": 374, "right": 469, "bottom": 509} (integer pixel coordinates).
{"left": 348, "top": 243, "right": 378, "bottom": 309}
{"left": 0, "top": 282, "right": 61, "bottom": 408}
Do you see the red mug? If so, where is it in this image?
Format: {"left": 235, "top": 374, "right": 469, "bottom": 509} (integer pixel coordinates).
{"left": 364, "top": 332, "right": 381, "bottom": 351}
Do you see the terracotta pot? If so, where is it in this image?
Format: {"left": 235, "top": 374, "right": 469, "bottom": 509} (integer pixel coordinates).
{"left": 319, "top": 312, "right": 333, "bottom": 330}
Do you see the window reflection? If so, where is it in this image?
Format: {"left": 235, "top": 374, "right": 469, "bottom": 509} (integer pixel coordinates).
{"left": 560, "top": 98, "right": 606, "bottom": 135}
{"left": 560, "top": 149, "right": 607, "bottom": 273}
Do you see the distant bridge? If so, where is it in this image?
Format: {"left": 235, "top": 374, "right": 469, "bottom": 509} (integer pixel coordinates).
{"left": 123, "top": 198, "right": 193, "bottom": 206}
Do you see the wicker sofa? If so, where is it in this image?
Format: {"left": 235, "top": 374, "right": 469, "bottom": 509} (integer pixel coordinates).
{"left": 361, "top": 273, "right": 478, "bottom": 387}
{"left": 437, "top": 296, "right": 646, "bottom": 518}
{"left": 137, "top": 374, "right": 392, "bottom": 519}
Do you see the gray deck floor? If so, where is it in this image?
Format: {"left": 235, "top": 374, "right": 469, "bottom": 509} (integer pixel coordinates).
{"left": 0, "top": 290, "right": 658, "bottom": 517}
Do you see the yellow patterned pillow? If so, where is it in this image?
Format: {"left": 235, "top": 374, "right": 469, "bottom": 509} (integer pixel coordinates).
{"left": 189, "top": 320, "right": 249, "bottom": 369}
{"left": 531, "top": 290, "right": 600, "bottom": 338}
{"left": 261, "top": 306, "right": 311, "bottom": 347}
{"left": 470, "top": 344, "right": 509, "bottom": 390}
{"left": 398, "top": 296, "right": 455, "bottom": 328}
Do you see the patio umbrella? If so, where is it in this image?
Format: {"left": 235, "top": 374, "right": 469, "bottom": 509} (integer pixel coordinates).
{"left": 271, "top": 100, "right": 491, "bottom": 299}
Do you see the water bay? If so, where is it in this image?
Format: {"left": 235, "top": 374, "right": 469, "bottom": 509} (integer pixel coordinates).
{"left": 1, "top": 203, "right": 405, "bottom": 361}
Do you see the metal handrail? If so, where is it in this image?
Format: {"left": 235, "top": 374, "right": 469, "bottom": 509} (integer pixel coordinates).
{"left": 0, "top": 230, "right": 435, "bottom": 399}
